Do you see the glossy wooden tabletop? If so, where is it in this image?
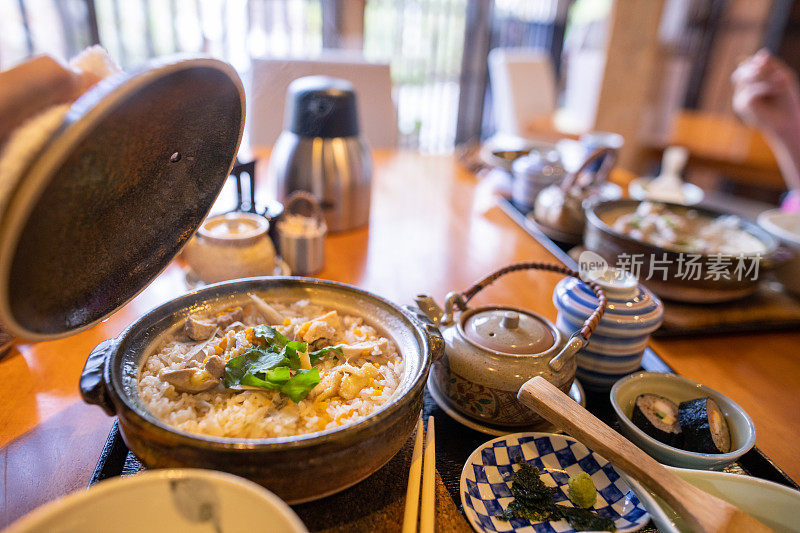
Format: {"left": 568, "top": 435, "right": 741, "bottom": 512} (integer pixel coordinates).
{"left": 2, "top": 150, "right": 799, "bottom": 527}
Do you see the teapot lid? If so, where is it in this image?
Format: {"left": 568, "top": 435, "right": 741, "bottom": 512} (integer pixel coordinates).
{"left": 461, "top": 306, "right": 556, "bottom": 355}
{"left": 511, "top": 150, "right": 563, "bottom": 177}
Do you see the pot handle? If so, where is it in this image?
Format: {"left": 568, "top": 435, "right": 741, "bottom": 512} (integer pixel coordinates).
{"left": 559, "top": 147, "right": 618, "bottom": 194}
{"left": 445, "top": 262, "right": 607, "bottom": 370}
{"left": 80, "top": 338, "right": 119, "bottom": 416}
{"left": 403, "top": 305, "right": 445, "bottom": 363}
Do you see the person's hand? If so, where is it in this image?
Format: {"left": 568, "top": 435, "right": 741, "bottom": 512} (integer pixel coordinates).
{"left": 732, "top": 49, "right": 800, "bottom": 140}
{"left": 0, "top": 55, "right": 102, "bottom": 148}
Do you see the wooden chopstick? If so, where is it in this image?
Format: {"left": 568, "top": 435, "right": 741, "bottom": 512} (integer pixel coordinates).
{"left": 420, "top": 416, "right": 435, "bottom": 533}
{"left": 402, "top": 417, "right": 425, "bottom": 533}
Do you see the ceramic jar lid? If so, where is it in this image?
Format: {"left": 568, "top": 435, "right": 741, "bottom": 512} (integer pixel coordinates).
{"left": 511, "top": 151, "right": 565, "bottom": 183}
{"left": 462, "top": 306, "right": 555, "bottom": 355}
{"left": 198, "top": 212, "right": 268, "bottom": 245}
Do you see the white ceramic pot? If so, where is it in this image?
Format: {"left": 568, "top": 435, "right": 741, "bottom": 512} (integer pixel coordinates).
{"left": 182, "top": 212, "right": 276, "bottom": 283}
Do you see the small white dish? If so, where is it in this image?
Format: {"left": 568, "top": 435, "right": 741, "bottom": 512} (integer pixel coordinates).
{"left": 427, "top": 374, "right": 585, "bottom": 436}
{"left": 629, "top": 177, "right": 704, "bottom": 206}
{"left": 610, "top": 372, "right": 756, "bottom": 470}
{"left": 6, "top": 469, "right": 308, "bottom": 533}
{"left": 626, "top": 466, "right": 800, "bottom": 532}
{"left": 460, "top": 432, "right": 650, "bottom": 532}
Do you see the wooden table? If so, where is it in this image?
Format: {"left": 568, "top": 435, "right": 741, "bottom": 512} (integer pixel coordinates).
{"left": 528, "top": 109, "right": 785, "bottom": 190}
{"left": 2, "top": 150, "right": 799, "bottom": 528}
{"left": 643, "top": 110, "right": 784, "bottom": 190}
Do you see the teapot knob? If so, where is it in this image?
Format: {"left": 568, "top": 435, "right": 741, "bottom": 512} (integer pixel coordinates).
{"left": 500, "top": 312, "right": 519, "bottom": 329}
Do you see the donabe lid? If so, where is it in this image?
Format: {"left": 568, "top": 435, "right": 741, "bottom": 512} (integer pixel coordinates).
{"left": 0, "top": 56, "right": 245, "bottom": 340}
{"left": 284, "top": 76, "right": 359, "bottom": 138}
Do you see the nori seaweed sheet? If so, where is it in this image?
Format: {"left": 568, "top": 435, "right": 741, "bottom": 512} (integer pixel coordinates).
{"left": 679, "top": 397, "right": 729, "bottom": 453}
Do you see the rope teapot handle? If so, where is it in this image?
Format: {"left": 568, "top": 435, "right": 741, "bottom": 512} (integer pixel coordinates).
{"left": 442, "top": 261, "right": 607, "bottom": 351}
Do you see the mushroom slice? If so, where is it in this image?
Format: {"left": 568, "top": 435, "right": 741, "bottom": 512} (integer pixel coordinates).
{"left": 161, "top": 368, "right": 219, "bottom": 393}
{"left": 248, "top": 293, "right": 284, "bottom": 324}
{"left": 216, "top": 307, "right": 243, "bottom": 330}
{"left": 340, "top": 338, "right": 389, "bottom": 358}
{"left": 186, "top": 327, "right": 220, "bottom": 362}
{"left": 204, "top": 355, "right": 225, "bottom": 379}
{"left": 185, "top": 314, "right": 217, "bottom": 341}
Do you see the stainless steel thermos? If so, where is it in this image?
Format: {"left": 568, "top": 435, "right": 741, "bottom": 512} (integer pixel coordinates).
{"left": 267, "top": 76, "right": 372, "bottom": 233}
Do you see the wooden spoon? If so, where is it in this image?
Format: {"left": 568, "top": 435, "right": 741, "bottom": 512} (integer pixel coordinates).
{"left": 517, "top": 376, "right": 772, "bottom": 533}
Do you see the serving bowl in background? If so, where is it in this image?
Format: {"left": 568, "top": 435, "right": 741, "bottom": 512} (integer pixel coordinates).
{"left": 80, "top": 277, "right": 443, "bottom": 504}
{"left": 5, "top": 469, "right": 308, "bottom": 533}
{"left": 758, "top": 209, "right": 800, "bottom": 296}
{"left": 585, "top": 199, "right": 779, "bottom": 303}
{"left": 610, "top": 372, "right": 755, "bottom": 470}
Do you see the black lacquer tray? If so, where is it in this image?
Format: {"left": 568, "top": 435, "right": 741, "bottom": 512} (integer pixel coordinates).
{"left": 89, "top": 200, "right": 798, "bottom": 531}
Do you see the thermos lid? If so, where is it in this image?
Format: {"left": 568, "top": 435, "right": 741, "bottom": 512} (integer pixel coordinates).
{"left": 285, "top": 76, "right": 359, "bottom": 138}
{"left": 461, "top": 306, "right": 556, "bottom": 355}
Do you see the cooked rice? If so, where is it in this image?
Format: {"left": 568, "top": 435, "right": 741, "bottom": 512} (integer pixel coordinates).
{"left": 138, "top": 299, "right": 403, "bottom": 439}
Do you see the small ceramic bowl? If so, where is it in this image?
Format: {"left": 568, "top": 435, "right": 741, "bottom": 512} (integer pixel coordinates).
{"left": 460, "top": 432, "right": 650, "bottom": 533}
{"left": 610, "top": 372, "right": 755, "bottom": 470}
{"left": 5, "top": 469, "right": 308, "bottom": 533}
{"left": 625, "top": 466, "right": 800, "bottom": 532}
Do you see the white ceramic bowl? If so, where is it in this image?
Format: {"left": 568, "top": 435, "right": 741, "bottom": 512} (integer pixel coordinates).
{"left": 626, "top": 466, "right": 800, "bottom": 532}
{"left": 6, "top": 469, "right": 308, "bottom": 533}
{"left": 628, "top": 177, "right": 704, "bottom": 206}
{"left": 758, "top": 209, "right": 800, "bottom": 296}
{"left": 610, "top": 372, "right": 755, "bottom": 470}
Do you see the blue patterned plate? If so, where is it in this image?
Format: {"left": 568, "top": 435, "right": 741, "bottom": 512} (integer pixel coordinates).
{"left": 460, "top": 433, "right": 649, "bottom": 533}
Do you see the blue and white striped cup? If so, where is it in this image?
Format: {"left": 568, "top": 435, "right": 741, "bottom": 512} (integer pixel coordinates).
{"left": 553, "top": 272, "right": 663, "bottom": 391}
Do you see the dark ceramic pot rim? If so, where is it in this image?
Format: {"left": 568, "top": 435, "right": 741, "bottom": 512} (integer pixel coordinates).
{"left": 585, "top": 199, "right": 779, "bottom": 260}
{"left": 82, "top": 276, "right": 438, "bottom": 451}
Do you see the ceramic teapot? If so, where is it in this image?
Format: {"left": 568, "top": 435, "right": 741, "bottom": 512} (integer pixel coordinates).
{"left": 415, "top": 262, "right": 606, "bottom": 427}
{"left": 533, "top": 147, "right": 618, "bottom": 242}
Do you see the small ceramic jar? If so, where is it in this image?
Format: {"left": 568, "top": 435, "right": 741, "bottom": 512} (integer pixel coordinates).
{"left": 181, "top": 212, "right": 276, "bottom": 284}
{"left": 511, "top": 151, "right": 566, "bottom": 210}
{"left": 553, "top": 269, "right": 663, "bottom": 391}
